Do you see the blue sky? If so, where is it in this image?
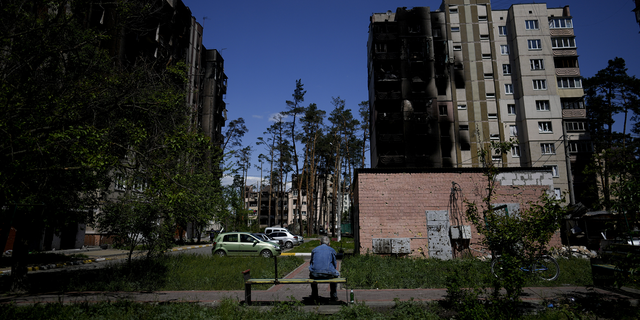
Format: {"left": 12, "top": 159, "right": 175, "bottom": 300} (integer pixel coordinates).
{"left": 183, "top": 0, "right": 640, "bottom": 185}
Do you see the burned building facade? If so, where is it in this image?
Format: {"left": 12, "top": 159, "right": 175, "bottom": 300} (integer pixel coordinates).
{"left": 367, "top": 0, "right": 591, "bottom": 203}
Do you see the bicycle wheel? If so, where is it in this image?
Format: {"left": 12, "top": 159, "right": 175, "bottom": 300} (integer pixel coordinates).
{"left": 534, "top": 255, "right": 559, "bottom": 281}
{"left": 490, "top": 257, "right": 504, "bottom": 279}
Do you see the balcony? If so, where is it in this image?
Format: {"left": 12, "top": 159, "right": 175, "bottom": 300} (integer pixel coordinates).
{"left": 556, "top": 67, "right": 580, "bottom": 76}
{"left": 550, "top": 29, "right": 574, "bottom": 37}
{"left": 553, "top": 49, "right": 578, "bottom": 57}
{"left": 562, "top": 109, "right": 587, "bottom": 118}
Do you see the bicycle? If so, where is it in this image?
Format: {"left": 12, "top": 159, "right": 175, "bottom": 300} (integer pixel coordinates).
{"left": 490, "top": 254, "right": 559, "bottom": 281}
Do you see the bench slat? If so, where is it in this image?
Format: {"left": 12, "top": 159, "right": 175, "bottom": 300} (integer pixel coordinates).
{"left": 246, "top": 278, "right": 346, "bottom": 285}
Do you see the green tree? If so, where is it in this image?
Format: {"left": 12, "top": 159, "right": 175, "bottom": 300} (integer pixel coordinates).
{"left": 284, "top": 80, "right": 307, "bottom": 234}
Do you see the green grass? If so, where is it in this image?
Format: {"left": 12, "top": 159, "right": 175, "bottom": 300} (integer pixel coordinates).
{"left": 0, "top": 254, "right": 304, "bottom": 293}
{"left": 342, "top": 255, "right": 594, "bottom": 289}
{"left": 0, "top": 299, "right": 445, "bottom": 320}
{"left": 287, "top": 238, "right": 355, "bottom": 253}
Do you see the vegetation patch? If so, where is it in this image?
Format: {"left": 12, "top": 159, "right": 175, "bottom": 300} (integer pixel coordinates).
{"left": 342, "top": 254, "right": 593, "bottom": 289}
{"left": 287, "top": 238, "right": 354, "bottom": 253}
{"left": 0, "top": 254, "right": 303, "bottom": 293}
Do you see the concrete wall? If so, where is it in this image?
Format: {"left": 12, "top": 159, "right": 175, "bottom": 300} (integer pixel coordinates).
{"left": 354, "top": 168, "right": 562, "bottom": 258}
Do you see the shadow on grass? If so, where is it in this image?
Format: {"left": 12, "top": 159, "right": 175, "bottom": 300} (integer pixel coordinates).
{"left": 0, "top": 258, "right": 169, "bottom": 294}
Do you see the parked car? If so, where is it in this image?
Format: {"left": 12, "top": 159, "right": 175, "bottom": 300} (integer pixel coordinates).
{"left": 212, "top": 232, "right": 281, "bottom": 258}
{"left": 268, "top": 231, "right": 300, "bottom": 249}
{"left": 264, "top": 227, "right": 288, "bottom": 235}
{"left": 252, "top": 233, "right": 282, "bottom": 247}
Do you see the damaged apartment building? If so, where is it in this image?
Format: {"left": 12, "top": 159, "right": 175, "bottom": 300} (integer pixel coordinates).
{"left": 356, "top": 0, "right": 590, "bottom": 258}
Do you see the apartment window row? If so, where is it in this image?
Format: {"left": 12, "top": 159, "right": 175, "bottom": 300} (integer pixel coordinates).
{"left": 549, "top": 18, "right": 573, "bottom": 29}
{"left": 562, "top": 99, "right": 585, "bottom": 109}
{"left": 505, "top": 84, "right": 513, "bottom": 94}
{"left": 544, "top": 165, "right": 560, "bottom": 177}
{"left": 557, "top": 77, "right": 582, "bottom": 88}
{"left": 525, "top": 20, "right": 539, "bottom": 30}
{"left": 503, "top": 64, "right": 511, "bottom": 75}
{"left": 538, "top": 121, "right": 553, "bottom": 133}
{"left": 533, "top": 79, "right": 547, "bottom": 90}
{"left": 566, "top": 121, "right": 587, "bottom": 132}
{"left": 551, "top": 37, "right": 576, "bottom": 49}
{"left": 530, "top": 59, "right": 544, "bottom": 70}
{"left": 541, "top": 143, "right": 556, "bottom": 155}
{"left": 536, "top": 100, "right": 550, "bottom": 111}
{"left": 528, "top": 39, "right": 542, "bottom": 50}
{"left": 568, "top": 141, "right": 593, "bottom": 153}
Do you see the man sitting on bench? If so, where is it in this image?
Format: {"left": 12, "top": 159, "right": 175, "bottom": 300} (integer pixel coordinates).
{"left": 309, "top": 236, "right": 340, "bottom": 300}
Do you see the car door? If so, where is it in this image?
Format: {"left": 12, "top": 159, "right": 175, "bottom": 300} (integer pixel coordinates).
{"left": 221, "top": 233, "right": 240, "bottom": 256}
{"left": 239, "top": 233, "right": 260, "bottom": 256}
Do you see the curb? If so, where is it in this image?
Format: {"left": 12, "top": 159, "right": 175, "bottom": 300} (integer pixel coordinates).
{"left": 0, "top": 244, "right": 214, "bottom": 276}
{"left": 281, "top": 252, "right": 312, "bottom": 256}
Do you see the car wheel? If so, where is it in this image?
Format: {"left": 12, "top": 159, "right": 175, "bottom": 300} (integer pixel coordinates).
{"left": 214, "top": 250, "right": 226, "bottom": 257}
{"left": 286, "top": 241, "right": 293, "bottom": 249}
{"left": 260, "top": 250, "right": 273, "bottom": 258}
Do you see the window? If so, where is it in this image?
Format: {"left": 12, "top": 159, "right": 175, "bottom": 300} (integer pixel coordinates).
{"left": 486, "top": 92, "right": 495, "bottom": 98}
{"left": 511, "top": 145, "right": 521, "bottom": 157}
{"left": 554, "top": 188, "right": 562, "bottom": 200}
{"left": 533, "top": 79, "right": 547, "bottom": 90}
{"left": 302, "top": 211, "right": 306, "bottom": 216}
{"left": 490, "top": 133, "right": 500, "bottom": 140}
{"left": 449, "top": 7, "right": 458, "bottom": 14}
{"left": 528, "top": 39, "right": 542, "bottom": 50}
{"left": 114, "top": 173, "right": 126, "bottom": 191}
{"left": 557, "top": 77, "right": 582, "bottom": 88}
{"left": 565, "top": 121, "right": 586, "bottom": 132}
{"left": 503, "top": 64, "right": 511, "bottom": 75}
{"left": 458, "top": 104, "right": 467, "bottom": 110}
{"left": 505, "top": 84, "right": 513, "bottom": 94}
{"left": 302, "top": 201, "right": 307, "bottom": 205}
{"left": 545, "top": 165, "right": 560, "bottom": 177}
{"left": 484, "top": 73, "right": 493, "bottom": 79}
{"left": 451, "top": 27, "right": 460, "bottom": 32}
{"left": 549, "top": 18, "right": 573, "bottom": 29}
{"left": 480, "top": 34, "right": 490, "bottom": 40}
{"left": 540, "top": 143, "right": 556, "bottom": 155}
{"left": 530, "top": 59, "right": 544, "bottom": 70}
{"left": 478, "top": 15, "right": 487, "bottom": 21}
{"left": 525, "top": 20, "right": 539, "bottom": 30}
{"left": 453, "top": 45, "right": 462, "bottom": 51}
{"left": 551, "top": 37, "right": 576, "bottom": 48}
{"left": 459, "top": 125, "right": 469, "bottom": 130}
{"left": 500, "top": 45, "right": 509, "bottom": 55}
{"left": 509, "top": 125, "right": 518, "bottom": 136}
{"left": 569, "top": 141, "right": 593, "bottom": 153}
{"left": 488, "top": 113, "right": 498, "bottom": 119}
{"left": 536, "top": 100, "right": 550, "bottom": 111}
{"left": 482, "top": 53, "right": 492, "bottom": 59}
{"left": 433, "top": 28, "right": 441, "bottom": 38}
{"left": 492, "top": 155, "right": 502, "bottom": 161}
{"left": 507, "top": 104, "right": 516, "bottom": 115}
{"left": 499, "top": 26, "right": 507, "bottom": 36}
{"left": 439, "top": 105, "right": 448, "bottom": 116}
{"left": 375, "top": 43, "right": 387, "bottom": 53}
{"left": 538, "top": 121, "right": 553, "bottom": 133}
{"left": 562, "top": 99, "right": 585, "bottom": 109}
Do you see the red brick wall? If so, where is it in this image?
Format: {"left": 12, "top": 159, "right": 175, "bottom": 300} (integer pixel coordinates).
{"left": 354, "top": 170, "right": 561, "bottom": 258}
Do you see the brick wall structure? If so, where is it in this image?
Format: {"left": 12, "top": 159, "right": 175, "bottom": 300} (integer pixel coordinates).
{"left": 353, "top": 168, "right": 563, "bottom": 258}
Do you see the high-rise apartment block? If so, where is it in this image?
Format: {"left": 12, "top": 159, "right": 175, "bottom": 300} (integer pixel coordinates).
{"left": 367, "top": 0, "right": 591, "bottom": 203}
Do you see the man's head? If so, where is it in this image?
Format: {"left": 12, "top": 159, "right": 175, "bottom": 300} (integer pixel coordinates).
{"left": 321, "top": 236, "right": 330, "bottom": 245}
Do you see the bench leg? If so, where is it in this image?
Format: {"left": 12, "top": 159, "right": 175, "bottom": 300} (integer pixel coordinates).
{"left": 245, "top": 283, "right": 251, "bottom": 305}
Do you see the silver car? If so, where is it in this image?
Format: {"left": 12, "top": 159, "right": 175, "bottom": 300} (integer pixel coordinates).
{"left": 252, "top": 233, "right": 283, "bottom": 247}
{"left": 268, "top": 231, "right": 299, "bottom": 249}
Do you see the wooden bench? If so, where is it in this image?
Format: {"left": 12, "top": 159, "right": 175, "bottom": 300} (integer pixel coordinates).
{"left": 242, "top": 269, "right": 347, "bottom": 305}
{"left": 591, "top": 243, "right": 640, "bottom": 286}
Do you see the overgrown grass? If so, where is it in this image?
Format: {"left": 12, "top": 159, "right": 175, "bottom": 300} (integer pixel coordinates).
{"left": 0, "top": 254, "right": 304, "bottom": 293}
{"left": 0, "top": 299, "right": 445, "bottom": 320}
{"left": 342, "top": 255, "right": 593, "bottom": 289}
{"left": 287, "top": 238, "right": 355, "bottom": 253}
